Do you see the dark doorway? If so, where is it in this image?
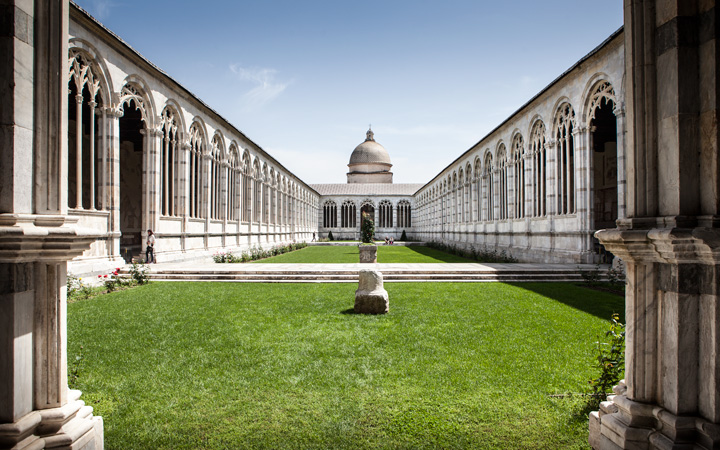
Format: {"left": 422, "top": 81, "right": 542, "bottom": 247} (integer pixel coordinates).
{"left": 590, "top": 97, "right": 618, "bottom": 262}
{"left": 119, "top": 100, "right": 144, "bottom": 262}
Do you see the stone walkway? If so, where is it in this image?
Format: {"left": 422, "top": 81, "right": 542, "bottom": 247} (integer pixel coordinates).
{"left": 138, "top": 258, "right": 611, "bottom": 283}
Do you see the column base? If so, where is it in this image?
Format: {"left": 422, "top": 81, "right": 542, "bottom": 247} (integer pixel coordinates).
{"left": 590, "top": 382, "right": 720, "bottom": 450}
{"left": 0, "top": 390, "right": 103, "bottom": 450}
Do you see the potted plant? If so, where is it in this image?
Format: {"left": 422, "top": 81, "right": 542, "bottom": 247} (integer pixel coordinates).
{"left": 359, "top": 212, "right": 377, "bottom": 263}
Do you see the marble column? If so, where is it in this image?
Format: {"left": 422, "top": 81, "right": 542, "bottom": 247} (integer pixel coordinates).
{"left": 0, "top": 1, "right": 103, "bottom": 449}
{"left": 591, "top": 1, "right": 720, "bottom": 449}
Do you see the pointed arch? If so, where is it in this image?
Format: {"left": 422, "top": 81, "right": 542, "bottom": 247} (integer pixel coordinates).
{"left": 529, "top": 119, "right": 547, "bottom": 217}
{"left": 496, "top": 143, "right": 508, "bottom": 220}
{"left": 553, "top": 102, "right": 577, "bottom": 215}
{"left": 159, "top": 105, "right": 180, "bottom": 216}
{"left": 341, "top": 199, "right": 357, "bottom": 228}
{"left": 209, "top": 132, "right": 226, "bottom": 220}
{"left": 511, "top": 132, "right": 525, "bottom": 218}
{"left": 483, "top": 150, "right": 494, "bottom": 221}
{"left": 67, "top": 47, "right": 109, "bottom": 210}
{"left": 188, "top": 121, "right": 206, "bottom": 218}
{"left": 323, "top": 200, "right": 337, "bottom": 228}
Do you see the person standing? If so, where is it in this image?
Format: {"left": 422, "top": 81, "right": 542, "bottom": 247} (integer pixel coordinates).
{"left": 146, "top": 229, "right": 156, "bottom": 263}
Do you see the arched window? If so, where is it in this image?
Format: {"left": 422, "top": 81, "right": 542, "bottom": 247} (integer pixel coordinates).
{"left": 457, "top": 169, "right": 464, "bottom": 223}
{"left": 452, "top": 172, "right": 459, "bottom": 223}
{"left": 252, "top": 160, "right": 262, "bottom": 222}
{"left": 529, "top": 121, "right": 546, "bottom": 217}
{"left": 323, "top": 200, "right": 337, "bottom": 228}
{"left": 262, "top": 164, "right": 269, "bottom": 223}
{"left": 159, "top": 107, "right": 179, "bottom": 216}
{"left": 210, "top": 135, "right": 224, "bottom": 220}
{"left": 554, "top": 103, "right": 576, "bottom": 215}
{"left": 379, "top": 200, "right": 393, "bottom": 228}
{"left": 269, "top": 169, "right": 277, "bottom": 224}
{"left": 511, "top": 134, "right": 525, "bottom": 218}
{"left": 241, "top": 152, "right": 251, "bottom": 222}
{"left": 397, "top": 200, "right": 412, "bottom": 228}
{"left": 483, "top": 152, "right": 494, "bottom": 221}
{"left": 341, "top": 200, "right": 356, "bottom": 228}
{"left": 497, "top": 144, "right": 508, "bottom": 220}
{"left": 464, "top": 164, "right": 472, "bottom": 223}
{"left": 587, "top": 81, "right": 618, "bottom": 230}
{"left": 68, "top": 51, "right": 104, "bottom": 210}
{"left": 228, "top": 145, "right": 240, "bottom": 221}
{"left": 474, "top": 157, "right": 482, "bottom": 222}
{"left": 188, "top": 123, "right": 205, "bottom": 218}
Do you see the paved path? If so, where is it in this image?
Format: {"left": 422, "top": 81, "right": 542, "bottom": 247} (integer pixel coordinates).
{"left": 139, "top": 258, "right": 610, "bottom": 283}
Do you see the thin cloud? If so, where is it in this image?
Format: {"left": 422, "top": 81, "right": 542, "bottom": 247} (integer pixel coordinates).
{"left": 84, "top": 0, "right": 117, "bottom": 20}
{"left": 229, "top": 64, "right": 292, "bottom": 109}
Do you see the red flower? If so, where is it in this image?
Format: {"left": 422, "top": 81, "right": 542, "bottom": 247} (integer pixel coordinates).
{"left": 103, "top": 275, "right": 108, "bottom": 278}
{"left": 98, "top": 275, "right": 102, "bottom": 278}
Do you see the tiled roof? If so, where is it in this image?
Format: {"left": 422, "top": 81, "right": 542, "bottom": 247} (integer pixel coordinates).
{"left": 310, "top": 183, "right": 424, "bottom": 196}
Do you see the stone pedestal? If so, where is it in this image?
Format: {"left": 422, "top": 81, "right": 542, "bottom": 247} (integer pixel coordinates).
{"left": 354, "top": 269, "right": 389, "bottom": 314}
{"left": 359, "top": 245, "right": 377, "bottom": 263}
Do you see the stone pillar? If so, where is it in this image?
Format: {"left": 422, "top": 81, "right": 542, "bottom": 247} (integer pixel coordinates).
{"left": 574, "top": 125, "right": 593, "bottom": 261}
{"left": 613, "top": 105, "right": 628, "bottom": 220}
{"left": 0, "top": 1, "right": 103, "bottom": 449}
{"left": 591, "top": 1, "right": 720, "bottom": 449}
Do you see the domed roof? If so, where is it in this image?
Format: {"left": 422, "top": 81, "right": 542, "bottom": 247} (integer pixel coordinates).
{"left": 349, "top": 128, "right": 392, "bottom": 166}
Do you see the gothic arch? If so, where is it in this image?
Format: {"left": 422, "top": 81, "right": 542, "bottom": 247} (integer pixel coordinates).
{"left": 553, "top": 101, "right": 577, "bottom": 215}
{"left": 526, "top": 114, "right": 545, "bottom": 139}
{"left": 211, "top": 131, "right": 226, "bottom": 161}
{"left": 68, "top": 45, "right": 111, "bottom": 107}
{"left": 117, "top": 75, "right": 155, "bottom": 127}
{"left": 581, "top": 74, "right": 618, "bottom": 122}
{"left": 189, "top": 117, "right": 210, "bottom": 154}
{"left": 161, "top": 99, "right": 186, "bottom": 139}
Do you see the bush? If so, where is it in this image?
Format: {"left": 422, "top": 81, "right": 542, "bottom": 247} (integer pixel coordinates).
{"left": 361, "top": 212, "right": 375, "bottom": 244}
{"left": 400, "top": 230, "right": 408, "bottom": 241}
{"left": 328, "top": 231, "right": 334, "bottom": 241}
{"left": 588, "top": 314, "right": 625, "bottom": 409}
{"left": 67, "top": 273, "right": 93, "bottom": 300}
{"left": 99, "top": 267, "right": 126, "bottom": 292}
{"left": 130, "top": 260, "right": 150, "bottom": 285}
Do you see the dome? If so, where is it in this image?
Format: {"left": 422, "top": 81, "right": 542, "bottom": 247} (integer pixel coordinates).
{"left": 348, "top": 128, "right": 392, "bottom": 166}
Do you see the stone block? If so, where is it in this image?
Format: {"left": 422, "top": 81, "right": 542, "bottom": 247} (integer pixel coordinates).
{"left": 354, "top": 269, "right": 388, "bottom": 314}
{"left": 358, "top": 245, "right": 377, "bottom": 263}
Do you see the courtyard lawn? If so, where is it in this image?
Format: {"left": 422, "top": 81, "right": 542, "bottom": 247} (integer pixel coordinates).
{"left": 252, "top": 245, "right": 475, "bottom": 264}
{"left": 68, "top": 282, "right": 623, "bottom": 450}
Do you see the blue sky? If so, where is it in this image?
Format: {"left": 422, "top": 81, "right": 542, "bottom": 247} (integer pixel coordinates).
{"left": 74, "top": 0, "right": 623, "bottom": 184}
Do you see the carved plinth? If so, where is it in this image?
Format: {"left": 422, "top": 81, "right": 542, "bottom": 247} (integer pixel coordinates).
{"left": 0, "top": 389, "right": 103, "bottom": 450}
{"left": 354, "top": 269, "right": 389, "bottom": 314}
{"left": 359, "top": 245, "right": 377, "bottom": 263}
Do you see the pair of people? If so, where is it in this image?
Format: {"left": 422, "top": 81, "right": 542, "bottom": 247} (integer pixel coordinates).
{"left": 384, "top": 236, "right": 394, "bottom": 245}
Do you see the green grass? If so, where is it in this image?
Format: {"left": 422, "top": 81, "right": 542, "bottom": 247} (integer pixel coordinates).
{"left": 68, "top": 282, "right": 623, "bottom": 449}
{"left": 253, "top": 245, "right": 475, "bottom": 263}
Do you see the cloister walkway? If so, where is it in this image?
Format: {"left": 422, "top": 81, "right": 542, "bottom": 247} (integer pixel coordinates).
{"left": 139, "top": 259, "right": 610, "bottom": 283}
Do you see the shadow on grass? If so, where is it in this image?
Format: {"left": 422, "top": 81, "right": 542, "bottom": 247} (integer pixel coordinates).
{"left": 511, "top": 282, "right": 625, "bottom": 322}
{"left": 399, "top": 245, "right": 473, "bottom": 262}
{"left": 340, "top": 307, "right": 359, "bottom": 315}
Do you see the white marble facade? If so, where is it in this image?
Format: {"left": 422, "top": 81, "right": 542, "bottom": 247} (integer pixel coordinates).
{"left": 66, "top": 6, "right": 319, "bottom": 275}
{"left": 66, "top": 4, "right": 627, "bottom": 268}
{"left": 413, "top": 31, "right": 626, "bottom": 263}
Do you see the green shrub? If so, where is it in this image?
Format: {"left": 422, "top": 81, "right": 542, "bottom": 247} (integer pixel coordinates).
{"left": 328, "top": 231, "right": 334, "bottom": 241}
{"left": 400, "top": 230, "right": 408, "bottom": 241}
{"left": 129, "top": 260, "right": 150, "bottom": 284}
{"left": 361, "top": 212, "right": 375, "bottom": 244}
{"left": 588, "top": 313, "right": 625, "bottom": 409}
